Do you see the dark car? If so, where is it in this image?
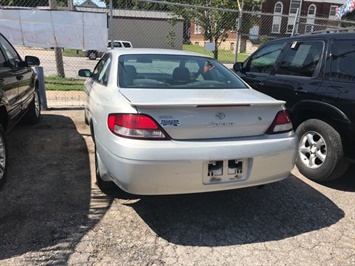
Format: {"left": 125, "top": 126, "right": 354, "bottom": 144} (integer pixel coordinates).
{"left": 233, "top": 30, "right": 355, "bottom": 182}
{"left": 0, "top": 33, "right": 41, "bottom": 188}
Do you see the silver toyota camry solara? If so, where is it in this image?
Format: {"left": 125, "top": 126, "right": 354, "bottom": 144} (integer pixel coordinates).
{"left": 78, "top": 48, "right": 297, "bottom": 195}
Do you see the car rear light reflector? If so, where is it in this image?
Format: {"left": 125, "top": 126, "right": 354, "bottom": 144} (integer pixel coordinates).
{"left": 266, "top": 110, "right": 293, "bottom": 134}
{"left": 108, "top": 114, "right": 168, "bottom": 139}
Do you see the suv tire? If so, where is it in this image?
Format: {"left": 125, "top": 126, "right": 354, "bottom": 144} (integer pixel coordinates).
{"left": 0, "top": 125, "right": 7, "bottom": 188}
{"left": 24, "top": 89, "right": 41, "bottom": 124}
{"left": 295, "top": 119, "right": 349, "bottom": 182}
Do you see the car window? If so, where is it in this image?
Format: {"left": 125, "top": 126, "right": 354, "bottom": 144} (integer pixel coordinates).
{"left": 246, "top": 42, "right": 285, "bottom": 74}
{"left": 0, "top": 34, "right": 21, "bottom": 68}
{"left": 92, "top": 54, "right": 111, "bottom": 85}
{"left": 276, "top": 41, "right": 323, "bottom": 77}
{"left": 122, "top": 42, "right": 132, "bottom": 48}
{"left": 0, "top": 50, "right": 5, "bottom": 67}
{"left": 112, "top": 42, "right": 122, "bottom": 48}
{"left": 118, "top": 54, "right": 248, "bottom": 89}
{"left": 330, "top": 40, "right": 355, "bottom": 82}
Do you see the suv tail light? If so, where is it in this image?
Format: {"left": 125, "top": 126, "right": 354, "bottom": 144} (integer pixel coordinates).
{"left": 266, "top": 110, "right": 293, "bottom": 134}
{"left": 108, "top": 114, "right": 169, "bottom": 139}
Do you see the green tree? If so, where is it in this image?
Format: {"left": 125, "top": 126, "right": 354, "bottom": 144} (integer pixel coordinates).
{"left": 166, "top": 0, "right": 239, "bottom": 59}
{"left": 0, "top": 0, "right": 68, "bottom": 6}
{"left": 165, "top": 0, "right": 263, "bottom": 59}
{"left": 103, "top": 0, "right": 168, "bottom": 10}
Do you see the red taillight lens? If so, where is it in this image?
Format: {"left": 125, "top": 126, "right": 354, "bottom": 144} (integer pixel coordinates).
{"left": 108, "top": 114, "right": 168, "bottom": 139}
{"left": 266, "top": 110, "right": 293, "bottom": 134}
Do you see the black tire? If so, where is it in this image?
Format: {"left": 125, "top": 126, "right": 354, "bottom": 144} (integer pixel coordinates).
{"left": 24, "top": 89, "right": 41, "bottom": 124}
{"left": 88, "top": 51, "right": 97, "bottom": 60}
{"left": 84, "top": 109, "right": 89, "bottom": 126}
{"left": 93, "top": 136, "right": 116, "bottom": 191}
{"left": 295, "top": 119, "right": 349, "bottom": 182}
{"left": 0, "top": 125, "right": 7, "bottom": 189}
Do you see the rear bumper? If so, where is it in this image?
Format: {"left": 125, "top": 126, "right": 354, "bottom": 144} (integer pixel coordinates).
{"left": 97, "top": 133, "right": 298, "bottom": 195}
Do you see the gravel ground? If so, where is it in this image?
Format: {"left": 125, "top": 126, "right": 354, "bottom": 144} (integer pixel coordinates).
{"left": 0, "top": 109, "right": 354, "bottom": 266}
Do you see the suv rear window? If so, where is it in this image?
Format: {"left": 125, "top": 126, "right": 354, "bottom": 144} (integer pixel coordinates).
{"left": 330, "top": 40, "right": 355, "bottom": 81}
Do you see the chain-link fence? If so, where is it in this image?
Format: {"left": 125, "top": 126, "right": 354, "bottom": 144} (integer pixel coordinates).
{"left": 1, "top": 0, "right": 355, "bottom": 108}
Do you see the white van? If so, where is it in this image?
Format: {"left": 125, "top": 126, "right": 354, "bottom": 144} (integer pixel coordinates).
{"left": 84, "top": 40, "right": 133, "bottom": 60}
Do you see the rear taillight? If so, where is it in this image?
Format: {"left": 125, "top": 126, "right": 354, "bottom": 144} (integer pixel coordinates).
{"left": 266, "top": 110, "right": 293, "bottom": 134}
{"left": 108, "top": 114, "right": 168, "bottom": 139}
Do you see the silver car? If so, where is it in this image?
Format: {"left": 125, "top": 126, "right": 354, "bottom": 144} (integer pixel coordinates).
{"left": 78, "top": 48, "right": 297, "bottom": 195}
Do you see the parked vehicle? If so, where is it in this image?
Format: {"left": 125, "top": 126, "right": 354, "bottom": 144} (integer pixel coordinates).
{"left": 83, "top": 40, "right": 132, "bottom": 60}
{"left": 0, "top": 33, "right": 41, "bottom": 188}
{"left": 78, "top": 48, "right": 297, "bottom": 195}
{"left": 233, "top": 29, "right": 355, "bottom": 182}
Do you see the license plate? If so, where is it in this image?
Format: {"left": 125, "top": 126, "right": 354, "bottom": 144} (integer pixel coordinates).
{"left": 203, "top": 159, "right": 247, "bottom": 184}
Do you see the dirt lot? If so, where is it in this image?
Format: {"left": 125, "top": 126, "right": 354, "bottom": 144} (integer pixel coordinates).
{"left": 0, "top": 109, "right": 354, "bottom": 265}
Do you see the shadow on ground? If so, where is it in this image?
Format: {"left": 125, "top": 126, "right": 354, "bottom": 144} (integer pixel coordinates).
{"left": 0, "top": 114, "right": 111, "bottom": 263}
{"left": 112, "top": 174, "right": 345, "bottom": 246}
{"left": 322, "top": 164, "right": 355, "bottom": 192}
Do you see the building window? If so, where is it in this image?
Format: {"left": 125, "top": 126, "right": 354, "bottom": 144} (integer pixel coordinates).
{"left": 272, "top": 2, "right": 283, "bottom": 33}
{"left": 305, "top": 5, "right": 316, "bottom": 33}
{"left": 194, "top": 20, "right": 202, "bottom": 34}
{"left": 289, "top": 0, "right": 301, "bottom": 14}
{"left": 287, "top": 24, "right": 294, "bottom": 33}
{"left": 308, "top": 5, "right": 316, "bottom": 15}
{"left": 287, "top": 0, "right": 301, "bottom": 34}
{"left": 329, "top": 5, "right": 338, "bottom": 19}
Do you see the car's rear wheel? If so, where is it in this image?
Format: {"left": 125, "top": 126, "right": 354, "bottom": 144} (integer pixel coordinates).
{"left": 295, "top": 119, "right": 349, "bottom": 182}
{"left": 24, "top": 89, "right": 41, "bottom": 124}
{"left": 88, "top": 51, "right": 97, "bottom": 60}
{"left": 93, "top": 135, "right": 116, "bottom": 191}
{"left": 0, "top": 125, "right": 7, "bottom": 188}
{"left": 84, "top": 108, "right": 89, "bottom": 125}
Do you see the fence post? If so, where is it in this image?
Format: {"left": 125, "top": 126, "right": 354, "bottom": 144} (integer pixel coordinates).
{"left": 34, "top": 66, "right": 48, "bottom": 111}
{"left": 109, "top": 0, "right": 114, "bottom": 49}
{"left": 234, "top": 0, "right": 244, "bottom": 63}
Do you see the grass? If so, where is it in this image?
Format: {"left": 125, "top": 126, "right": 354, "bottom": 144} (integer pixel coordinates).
{"left": 183, "top": 44, "right": 249, "bottom": 63}
{"left": 62, "top": 49, "right": 84, "bottom": 57}
{"left": 45, "top": 75, "right": 84, "bottom": 91}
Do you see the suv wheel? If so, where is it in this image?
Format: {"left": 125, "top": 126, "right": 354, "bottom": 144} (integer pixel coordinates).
{"left": 24, "top": 89, "right": 41, "bottom": 124}
{"left": 88, "top": 51, "right": 97, "bottom": 60}
{"left": 0, "top": 125, "right": 7, "bottom": 188}
{"left": 295, "top": 119, "right": 349, "bottom": 182}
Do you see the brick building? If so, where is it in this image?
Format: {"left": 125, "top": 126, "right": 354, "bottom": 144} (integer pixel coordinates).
{"left": 260, "top": 0, "right": 344, "bottom": 36}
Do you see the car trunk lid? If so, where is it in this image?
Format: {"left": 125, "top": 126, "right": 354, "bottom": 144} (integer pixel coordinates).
{"left": 120, "top": 88, "right": 285, "bottom": 139}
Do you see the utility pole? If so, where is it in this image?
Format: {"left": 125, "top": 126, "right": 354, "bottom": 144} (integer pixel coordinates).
{"left": 234, "top": 0, "right": 244, "bottom": 63}
{"left": 109, "top": 0, "right": 114, "bottom": 49}
{"left": 49, "top": 0, "right": 65, "bottom": 78}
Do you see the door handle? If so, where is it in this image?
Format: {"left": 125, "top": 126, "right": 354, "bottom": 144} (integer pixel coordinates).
{"left": 254, "top": 82, "right": 264, "bottom": 87}
{"left": 294, "top": 88, "right": 307, "bottom": 94}
{"left": 16, "top": 75, "right": 23, "bottom": 81}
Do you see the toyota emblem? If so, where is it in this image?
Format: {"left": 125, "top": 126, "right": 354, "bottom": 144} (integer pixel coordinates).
{"left": 215, "top": 112, "right": 225, "bottom": 120}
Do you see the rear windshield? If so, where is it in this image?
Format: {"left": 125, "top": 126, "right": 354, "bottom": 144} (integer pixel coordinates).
{"left": 118, "top": 54, "right": 248, "bottom": 89}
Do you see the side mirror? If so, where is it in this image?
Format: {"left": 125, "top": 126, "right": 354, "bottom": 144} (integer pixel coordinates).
{"left": 233, "top": 62, "right": 243, "bottom": 72}
{"left": 25, "top": 56, "right": 40, "bottom": 66}
{"left": 78, "top": 69, "right": 93, "bottom": 77}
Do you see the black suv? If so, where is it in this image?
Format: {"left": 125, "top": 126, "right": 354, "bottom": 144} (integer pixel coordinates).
{"left": 234, "top": 30, "right": 355, "bottom": 182}
{"left": 0, "top": 33, "right": 41, "bottom": 188}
